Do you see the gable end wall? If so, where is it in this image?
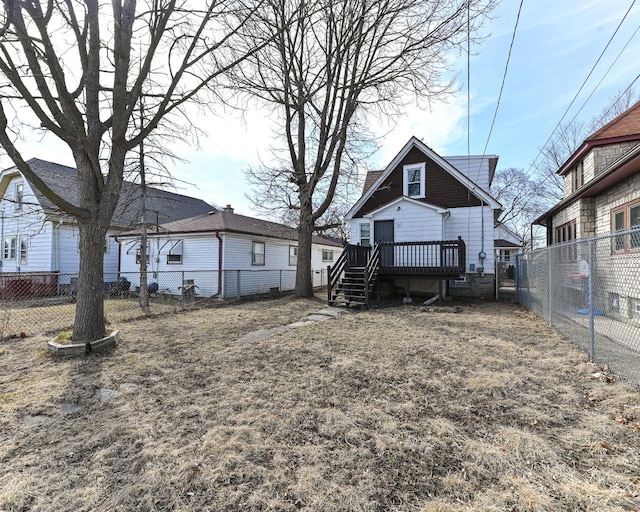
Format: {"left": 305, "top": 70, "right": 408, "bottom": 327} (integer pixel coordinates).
{"left": 353, "top": 147, "right": 482, "bottom": 217}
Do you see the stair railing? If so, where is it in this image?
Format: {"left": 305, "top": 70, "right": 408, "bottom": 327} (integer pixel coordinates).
{"left": 363, "top": 244, "right": 380, "bottom": 308}
{"left": 327, "top": 248, "right": 348, "bottom": 303}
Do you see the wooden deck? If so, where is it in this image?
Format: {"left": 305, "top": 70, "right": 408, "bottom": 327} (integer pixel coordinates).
{"left": 328, "top": 239, "right": 466, "bottom": 308}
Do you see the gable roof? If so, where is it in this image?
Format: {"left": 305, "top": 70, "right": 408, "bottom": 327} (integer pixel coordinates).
{"left": 1, "top": 158, "right": 213, "bottom": 228}
{"left": 129, "top": 210, "right": 342, "bottom": 247}
{"left": 347, "top": 137, "right": 501, "bottom": 219}
{"left": 558, "top": 100, "right": 640, "bottom": 176}
{"left": 363, "top": 196, "right": 448, "bottom": 217}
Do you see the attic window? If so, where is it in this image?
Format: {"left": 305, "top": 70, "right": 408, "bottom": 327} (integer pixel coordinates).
{"left": 15, "top": 182, "right": 24, "bottom": 211}
{"left": 403, "top": 163, "right": 425, "bottom": 198}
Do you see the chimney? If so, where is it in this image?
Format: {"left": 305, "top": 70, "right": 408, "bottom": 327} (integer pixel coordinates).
{"left": 223, "top": 204, "right": 234, "bottom": 213}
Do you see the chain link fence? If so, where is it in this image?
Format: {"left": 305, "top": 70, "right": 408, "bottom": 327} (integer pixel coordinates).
{"left": 516, "top": 228, "right": 640, "bottom": 387}
{"left": 0, "top": 268, "right": 327, "bottom": 339}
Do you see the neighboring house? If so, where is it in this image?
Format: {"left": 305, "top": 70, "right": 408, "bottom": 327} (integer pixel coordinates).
{"left": 533, "top": 100, "right": 640, "bottom": 319}
{"left": 0, "top": 158, "right": 212, "bottom": 282}
{"left": 340, "top": 136, "right": 502, "bottom": 301}
{"left": 117, "top": 205, "right": 343, "bottom": 298}
{"left": 494, "top": 223, "right": 523, "bottom": 262}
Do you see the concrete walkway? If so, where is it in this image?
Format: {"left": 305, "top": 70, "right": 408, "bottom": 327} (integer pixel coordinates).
{"left": 234, "top": 306, "right": 346, "bottom": 344}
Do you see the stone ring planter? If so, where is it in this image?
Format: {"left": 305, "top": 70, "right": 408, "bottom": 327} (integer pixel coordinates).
{"left": 48, "top": 330, "right": 119, "bottom": 358}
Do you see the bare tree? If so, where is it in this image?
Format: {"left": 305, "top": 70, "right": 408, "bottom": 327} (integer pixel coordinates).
{"left": 0, "top": 0, "right": 260, "bottom": 341}
{"left": 535, "top": 87, "right": 640, "bottom": 201}
{"left": 491, "top": 167, "right": 551, "bottom": 250}
{"left": 233, "top": 0, "right": 496, "bottom": 296}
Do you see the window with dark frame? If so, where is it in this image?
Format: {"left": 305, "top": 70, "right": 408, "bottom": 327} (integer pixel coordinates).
{"left": 611, "top": 200, "right": 640, "bottom": 252}
{"left": 289, "top": 245, "right": 297, "bottom": 266}
{"left": 252, "top": 241, "right": 265, "bottom": 265}
{"left": 630, "top": 298, "right": 640, "bottom": 320}
{"left": 553, "top": 220, "right": 577, "bottom": 261}
{"left": 609, "top": 292, "right": 620, "bottom": 314}
{"left": 570, "top": 162, "right": 583, "bottom": 192}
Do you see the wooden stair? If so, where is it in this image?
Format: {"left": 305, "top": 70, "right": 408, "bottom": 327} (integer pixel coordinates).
{"left": 329, "top": 266, "right": 377, "bottom": 309}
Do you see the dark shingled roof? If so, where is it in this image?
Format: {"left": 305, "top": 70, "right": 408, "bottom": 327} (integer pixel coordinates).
{"left": 22, "top": 158, "right": 213, "bottom": 228}
{"left": 158, "top": 210, "right": 342, "bottom": 247}
{"left": 494, "top": 239, "right": 521, "bottom": 249}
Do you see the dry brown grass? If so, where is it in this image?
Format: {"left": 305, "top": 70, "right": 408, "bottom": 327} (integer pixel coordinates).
{"left": 1, "top": 298, "right": 639, "bottom": 511}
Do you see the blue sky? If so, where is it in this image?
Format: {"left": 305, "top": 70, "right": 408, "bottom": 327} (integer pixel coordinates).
{"left": 171, "top": 0, "right": 640, "bottom": 215}
{"left": 2, "top": 0, "right": 639, "bottom": 217}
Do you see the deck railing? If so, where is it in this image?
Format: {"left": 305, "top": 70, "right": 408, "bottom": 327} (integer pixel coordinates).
{"left": 378, "top": 237, "right": 466, "bottom": 276}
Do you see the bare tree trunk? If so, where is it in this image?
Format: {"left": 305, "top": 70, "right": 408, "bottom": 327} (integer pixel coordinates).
{"left": 74, "top": 219, "right": 107, "bottom": 342}
{"left": 295, "top": 195, "right": 314, "bottom": 297}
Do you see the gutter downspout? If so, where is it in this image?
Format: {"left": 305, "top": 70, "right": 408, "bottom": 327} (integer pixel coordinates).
{"left": 114, "top": 235, "right": 122, "bottom": 276}
{"left": 216, "top": 231, "right": 223, "bottom": 297}
{"left": 54, "top": 219, "right": 63, "bottom": 271}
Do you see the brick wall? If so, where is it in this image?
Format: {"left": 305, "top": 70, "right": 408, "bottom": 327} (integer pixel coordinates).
{"left": 593, "top": 141, "right": 638, "bottom": 176}
{"left": 594, "top": 171, "right": 640, "bottom": 234}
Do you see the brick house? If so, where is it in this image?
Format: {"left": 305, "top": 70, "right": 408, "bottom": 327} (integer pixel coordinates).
{"left": 533, "top": 100, "right": 640, "bottom": 318}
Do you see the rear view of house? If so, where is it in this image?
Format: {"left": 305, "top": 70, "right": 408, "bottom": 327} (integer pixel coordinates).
{"left": 329, "top": 137, "right": 502, "bottom": 306}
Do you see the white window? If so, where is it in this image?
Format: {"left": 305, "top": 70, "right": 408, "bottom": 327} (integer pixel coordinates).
{"left": 289, "top": 245, "right": 297, "bottom": 266}
{"left": 252, "top": 241, "right": 265, "bottom": 266}
{"left": 3, "top": 236, "right": 16, "bottom": 260}
{"left": 135, "top": 248, "right": 150, "bottom": 264}
{"left": 360, "top": 223, "right": 370, "bottom": 247}
{"left": 166, "top": 240, "right": 183, "bottom": 265}
{"left": 19, "top": 235, "right": 28, "bottom": 265}
{"left": 15, "top": 182, "right": 24, "bottom": 211}
{"left": 322, "top": 249, "right": 334, "bottom": 262}
{"left": 403, "top": 163, "right": 425, "bottom": 198}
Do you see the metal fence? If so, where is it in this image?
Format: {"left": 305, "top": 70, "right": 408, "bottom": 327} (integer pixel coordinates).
{"left": 516, "top": 228, "right": 640, "bottom": 387}
{"left": 0, "top": 268, "right": 327, "bottom": 339}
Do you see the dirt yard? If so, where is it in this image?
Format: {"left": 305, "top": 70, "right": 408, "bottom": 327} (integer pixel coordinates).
{"left": 1, "top": 297, "right": 639, "bottom": 511}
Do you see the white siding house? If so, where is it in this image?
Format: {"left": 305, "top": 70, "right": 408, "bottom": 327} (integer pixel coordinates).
{"left": 345, "top": 137, "right": 502, "bottom": 298}
{"left": 0, "top": 159, "right": 212, "bottom": 290}
{"left": 118, "top": 206, "right": 342, "bottom": 299}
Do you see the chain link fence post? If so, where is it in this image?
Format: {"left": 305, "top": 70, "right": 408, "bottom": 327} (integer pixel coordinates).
{"left": 588, "top": 239, "right": 595, "bottom": 359}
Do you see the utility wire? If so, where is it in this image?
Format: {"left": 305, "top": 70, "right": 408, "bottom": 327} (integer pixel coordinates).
{"left": 524, "top": 0, "right": 637, "bottom": 179}
{"left": 563, "top": 21, "right": 640, "bottom": 138}
{"left": 474, "top": 0, "right": 524, "bottom": 184}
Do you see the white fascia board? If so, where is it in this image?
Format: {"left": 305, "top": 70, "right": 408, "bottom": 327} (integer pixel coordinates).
{"left": 362, "top": 196, "right": 448, "bottom": 218}
{"left": 346, "top": 136, "right": 501, "bottom": 219}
